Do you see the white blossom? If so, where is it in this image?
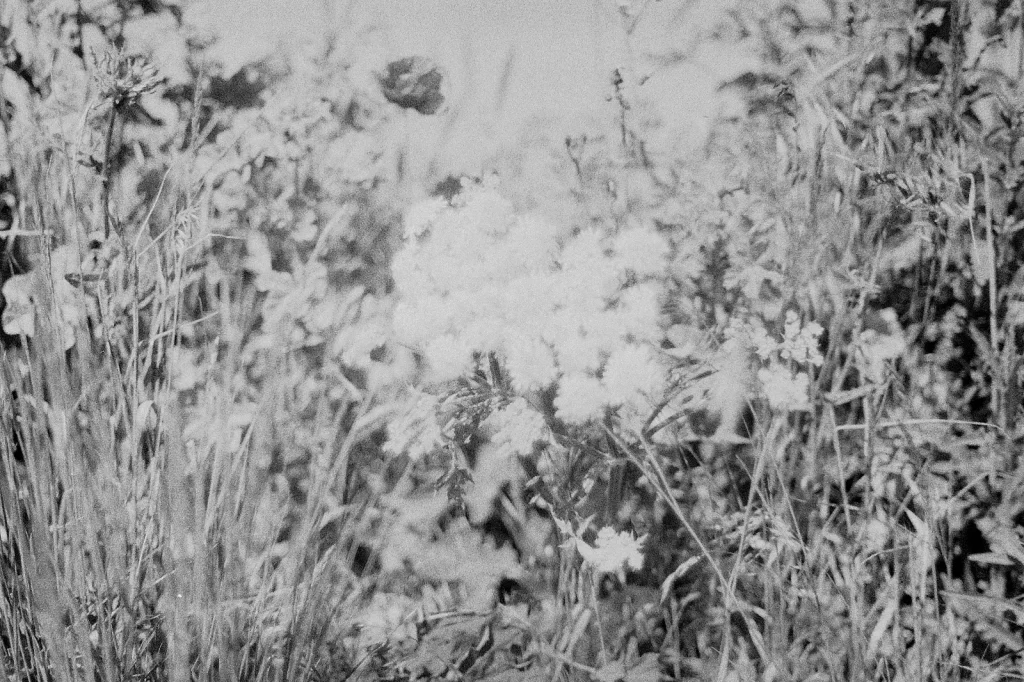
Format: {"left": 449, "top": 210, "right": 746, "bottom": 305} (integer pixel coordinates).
{"left": 504, "top": 335, "right": 559, "bottom": 393}
{"left": 576, "top": 527, "right": 645, "bottom": 575}
{"left": 748, "top": 323, "right": 779, "bottom": 360}
{"left": 757, "top": 365, "right": 811, "bottom": 411}
{"left": 403, "top": 196, "right": 448, "bottom": 239}
{"left": 602, "top": 345, "right": 666, "bottom": 408}
{"left": 485, "top": 398, "right": 549, "bottom": 459}
{"left": 612, "top": 225, "right": 669, "bottom": 278}
{"left": 391, "top": 184, "right": 673, "bottom": 428}
{"left": 555, "top": 373, "right": 607, "bottom": 424}
{"left": 780, "top": 310, "right": 824, "bottom": 367}
{"left": 423, "top": 334, "right": 475, "bottom": 382}
{"left": 857, "top": 310, "right": 905, "bottom": 383}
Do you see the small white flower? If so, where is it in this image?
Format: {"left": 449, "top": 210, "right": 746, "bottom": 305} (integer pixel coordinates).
{"left": 857, "top": 330, "right": 905, "bottom": 383}
{"left": 780, "top": 310, "right": 824, "bottom": 367}
{"left": 857, "top": 311, "right": 905, "bottom": 383}
{"left": 602, "top": 344, "right": 665, "bottom": 408}
{"left": 748, "top": 323, "right": 779, "bottom": 361}
{"left": 555, "top": 373, "right": 607, "bottom": 424}
{"left": 423, "top": 334, "right": 475, "bottom": 381}
{"left": 576, "top": 527, "right": 645, "bottom": 575}
{"left": 613, "top": 225, "right": 669, "bottom": 278}
{"left": 757, "top": 365, "right": 811, "bottom": 411}
{"left": 504, "top": 334, "right": 559, "bottom": 392}
{"left": 403, "top": 196, "right": 449, "bottom": 239}
{"left": 551, "top": 324, "right": 605, "bottom": 375}
{"left": 614, "top": 283, "right": 663, "bottom": 342}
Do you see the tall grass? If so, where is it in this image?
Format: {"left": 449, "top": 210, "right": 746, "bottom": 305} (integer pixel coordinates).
{"left": 0, "top": 126, "right": 376, "bottom": 681}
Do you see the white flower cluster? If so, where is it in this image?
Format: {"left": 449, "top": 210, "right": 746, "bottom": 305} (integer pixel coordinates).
{"left": 383, "top": 389, "right": 444, "bottom": 460}
{"left": 732, "top": 311, "right": 824, "bottom": 413}
{"left": 576, "top": 526, "right": 645, "bottom": 576}
{"left": 857, "top": 309, "right": 905, "bottom": 383}
{"left": 757, "top": 364, "right": 812, "bottom": 412}
{"left": 747, "top": 311, "right": 824, "bottom": 366}
{"left": 483, "top": 398, "right": 550, "bottom": 459}
{"left": 392, "top": 181, "right": 671, "bottom": 425}
{"left": 1, "top": 245, "right": 88, "bottom": 351}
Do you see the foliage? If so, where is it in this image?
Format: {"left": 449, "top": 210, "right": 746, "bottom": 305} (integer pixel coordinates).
{"left": 5, "top": 1, "right": 1024, "bottom": 681}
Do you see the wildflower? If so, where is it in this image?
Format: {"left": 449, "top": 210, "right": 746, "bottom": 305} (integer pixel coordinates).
{"left": 378, "top": 56, "right": 444, "bottom": 115}
{"left": 423, "top": 334, "right": 475, "bottom": 382}
{"left": 403, "top": 196, "right": 448, "bottom": 239}
{"left": 390, "top": 185, "right": 674, "bottom": 412}
{"left": 612, "top": 224, "right": 669, "bottom": 278}
{"left": 555, "top": 373, "right": 607, "bottom": 424}
{"left": 614, "top": 283, "right": 663, "bottom": 342}
{"left": 93, "top": 50, "right": 163, "bottom": 107}
{"left": 757, "top": 365, "right": 811, "bottom": 411}
{"left": 857, "top": 309, "right": 905, "bottom": 383}
{"left": 779, "top": 310, "right": 824, "bottom": 367}
{"left": 504, "top": 335, "right": 559, "bottom": 393}
{"left": 2, "top": 245, "right": 87, "bottom": 350}
{"left": 485, "top": 398, "right": 549, "bottom": 458}
{"left": 551, "top": 325, "right": 605, "bottom": 375}
{"left": 576, "top": 526, "right": 645, "bottom": 575}
{"left": 602, "top": 345, "right": 666, "bottom": 408}
{"left": 748, "top": 322, "right": 779, "bottom": 360}
{"left": 862, "top": 517, "right": 891, "bottom": 555}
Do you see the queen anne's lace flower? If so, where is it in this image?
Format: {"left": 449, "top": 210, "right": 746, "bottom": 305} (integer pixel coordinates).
{"left": 780, "top": 310, "right": 824, "bottom": 366}
{"left": 748, "top": 323, "right": 779, "bottom": 360}
{"left": 504, "top": 335, "right": 559, "bottom": 393}
{"left": 392, "top": 182, "right": 673, "bottom": 424}
{"left": 555, "top": 373, "right": 607, "bottom": 424}
{"left": 857, "top": 309, "right": 905, "bottom": 383}
{"left": 613, "top": 225, "right": 670, "bottom": 278}
{"left": 403, "top": 196, "right": 448, "bottom": 238}
{"left": 485, "top": 398, "right": 549, "bottom": 459}
{"left": 602, "top": 345, "right": 666, "bottom": 409}
{"left": 423, "top": 334, "right": 475, "bottom": 382}
{"left": 758, "top": 365, "right": 811, "bottom": 411}
{"left": 576, "top": 527, "right": 645, "bottom": 575}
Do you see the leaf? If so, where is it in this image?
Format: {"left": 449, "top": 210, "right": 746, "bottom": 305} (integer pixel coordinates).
{"left": 660, "top": 556, "right": 700, "bottom": 603}
{"left": 968, "top": 551, "right": 1015, "bottom": 566}
{"left": 625, "top": 654, "right": 661, "bottom": 682}
{"left": 1, "top": 272, "right": 35, "bottom": 337}
{"left": 594, "top": 654, "right": 661, "bottom": 682}
{"left": 977, "top": 516, "right": 1024, "bottom": 565}
{"left": 594, "top": 661, "right": 626, "bottom": 682}
{"left": 482, "top": 667, "right": 549, "bottom": 682}
{"left": 399, "top": 615, "right": 490, "bottom": 677}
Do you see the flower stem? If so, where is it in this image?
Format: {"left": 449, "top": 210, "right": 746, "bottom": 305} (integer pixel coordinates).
{"left": 101, "top": 102, "right": 117, "bottom": 239}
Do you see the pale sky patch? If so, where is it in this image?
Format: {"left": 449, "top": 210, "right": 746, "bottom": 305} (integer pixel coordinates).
{"left": 185, "top": 0, "right": 756, "bottom": 188}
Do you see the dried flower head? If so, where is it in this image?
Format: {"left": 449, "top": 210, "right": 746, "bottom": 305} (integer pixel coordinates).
{"left": 378, "top": 56, "right": 444, "bottom": 115}
{"left": 93, "top": 50, "right": 163, "bottom": 107}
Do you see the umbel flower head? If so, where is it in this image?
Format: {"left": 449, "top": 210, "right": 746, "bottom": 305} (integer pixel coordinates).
{"left": 93, "top": 50, "right": 163, "bottom": 108}
{"left": 725, "top": 312, "right": 824, "bottom": 413}
{"left": 391, "top": 180, "right": 672, "bottom": 426}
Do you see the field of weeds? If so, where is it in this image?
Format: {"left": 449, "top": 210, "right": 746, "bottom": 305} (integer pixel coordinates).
{"left": 3, "top": 2, "right": 1024, "bottom": 680}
